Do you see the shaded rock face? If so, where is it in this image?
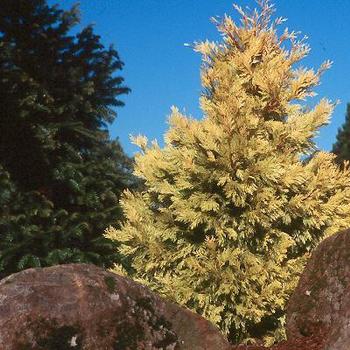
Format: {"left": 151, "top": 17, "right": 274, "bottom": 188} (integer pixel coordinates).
{"left": 286, "top": 228, "right": 350, "bottom": 350}
{"left": 0, "top": 263, "right": 230, "bottom": 350}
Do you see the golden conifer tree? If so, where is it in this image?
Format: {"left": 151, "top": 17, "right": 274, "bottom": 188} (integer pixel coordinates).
{"left": 106, "top": 1, "right": 350, "bottom": 343}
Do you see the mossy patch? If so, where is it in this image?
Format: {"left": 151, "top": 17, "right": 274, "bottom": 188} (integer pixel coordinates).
{"left": 14, "top": 295, "right": 179, "bottom": 349}
{"left": 104, "top": 276, "right": 116, "bottom": 293}
{"left": 16, "top": 318, "right": 82, "bottom": 350}
{"left": 113, "top": 319, "right": 145, "bottom": 350}
{"left": 113, "top": 296, "right": 179, "bottom": 349}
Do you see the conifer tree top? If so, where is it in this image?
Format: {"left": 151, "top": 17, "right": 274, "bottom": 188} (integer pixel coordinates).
{"left": 107, "top": 0, "right": 350, "bottom": 344}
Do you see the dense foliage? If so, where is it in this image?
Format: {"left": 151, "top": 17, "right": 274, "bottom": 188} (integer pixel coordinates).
{"left": 333, "top": 103, "right": 350, "bottom": 164}
{"left": 106, "top": 2, "right": 350, "bottom": 344}
{"left": 0, "top": 0, "right": 132, "bottom": 277}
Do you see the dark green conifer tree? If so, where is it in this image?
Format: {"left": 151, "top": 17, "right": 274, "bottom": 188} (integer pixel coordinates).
{"left": 333, "top": 104, "right": 350, "bottom": 164}
{"left": 0, "top": 0, "right": 132, "bottom": 277}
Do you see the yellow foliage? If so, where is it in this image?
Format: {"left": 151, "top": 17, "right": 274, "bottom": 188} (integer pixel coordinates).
{"left": 106, "top": 0, "right": 350, "bottom": 344}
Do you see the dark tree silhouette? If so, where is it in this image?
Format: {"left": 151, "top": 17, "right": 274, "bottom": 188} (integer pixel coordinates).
{"left": 0, "top": 0, "right": 133, "bottom": 276}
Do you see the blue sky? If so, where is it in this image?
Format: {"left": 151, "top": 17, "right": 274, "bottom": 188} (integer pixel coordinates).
{"left": 52, "top": 0, "right": 350, "bottom": 156}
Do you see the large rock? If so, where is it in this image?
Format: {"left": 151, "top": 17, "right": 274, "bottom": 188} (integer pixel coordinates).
{"left": 286, "top": 228, "right": 350, "bottom": 350}
{"left": 0, "top": 263, "right": 230, "bottom": 350}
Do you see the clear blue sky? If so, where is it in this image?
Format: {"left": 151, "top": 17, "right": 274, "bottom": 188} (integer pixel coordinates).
{"left": 52, "top": 0, "right": 350, "bottom": 156}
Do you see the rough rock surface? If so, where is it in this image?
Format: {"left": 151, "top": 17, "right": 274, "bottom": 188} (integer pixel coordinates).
{"left": 286, "top": 228, "right": 350, "bottom": 350}
{"left": 0, "top": 263, "right": 230, "bottom": 350}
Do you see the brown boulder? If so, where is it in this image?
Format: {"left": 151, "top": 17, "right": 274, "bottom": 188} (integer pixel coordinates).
{"left": 286, "top": 228, "right": 350, "bottom": 350}
{"left": 0, "top": 263, "right": 230, "bottom": 350}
